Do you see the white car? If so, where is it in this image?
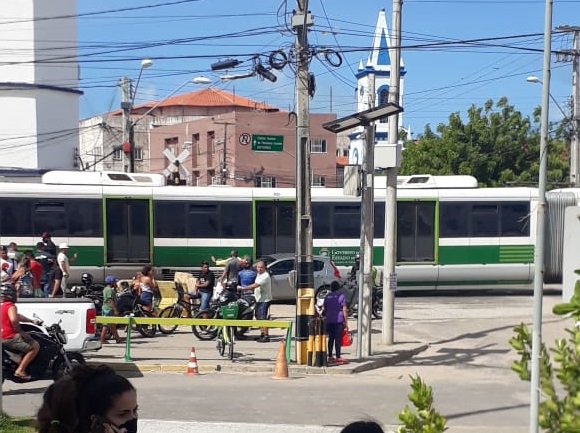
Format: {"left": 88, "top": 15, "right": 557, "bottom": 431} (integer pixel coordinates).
{"left": 258, "top": 254, "right": 344, "bottom": 301}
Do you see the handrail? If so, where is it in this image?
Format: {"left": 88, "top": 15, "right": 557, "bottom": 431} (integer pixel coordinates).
{"left": 96, "top": 316, "right": 293, "bottom": 363}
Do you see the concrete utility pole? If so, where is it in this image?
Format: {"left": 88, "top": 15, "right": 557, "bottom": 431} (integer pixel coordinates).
{"left": 214, "top": 120, "right": 235, "bottom": 185}
{"left": 357, "top": 73, "right": 375, "bottom": 358}
{"left": 293, "top": 0, "right": 314, "bottom": 365}
{"left": 529, "top": 3, "right": 552, "bottom": 432}
{"left": 555, "top": 26, "right": 580, "bottom": 186}
{"left": 120, "top": 77, "right": 133, "bottom": 172}
{"left": 382, "top": 0, "right": 403, "bottom": 346}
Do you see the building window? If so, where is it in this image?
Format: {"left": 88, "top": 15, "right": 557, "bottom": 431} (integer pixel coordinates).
{"left": 134, "top": 147, "right": 143, "bottom": 161}
{"left": 164, "top": 137, "right": 178, "bottom": 146}
{"left": 192, "top": 133, "right": 200, "bottom": 153}
{"left": 313, "top": 175, "right": 326, "bottom": 187}
{"left": 311, "top": 138, "right": 327, "bottom": 153}
{"left": 207, "top": 169, "right": 215, "bottom": 186}
{"left": 113, "top": 149, "right": 123, "bottom": 161}
{"left": 256, "top": 175, "right": 276, "bottom": 188}
{"left": 207, "top": 131, "right": 216, "bottom": 153}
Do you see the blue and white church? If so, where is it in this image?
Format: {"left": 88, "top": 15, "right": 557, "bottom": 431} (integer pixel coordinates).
{"left": 348, "top": 8, "right": 407, "bottom": 165}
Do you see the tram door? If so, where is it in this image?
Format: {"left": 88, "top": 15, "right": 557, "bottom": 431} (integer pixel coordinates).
{"left": 105, "top": 198, "right": 151, "bottom": 263}
{"left": 255, "top": 201, "right": 296, "bottom": 257}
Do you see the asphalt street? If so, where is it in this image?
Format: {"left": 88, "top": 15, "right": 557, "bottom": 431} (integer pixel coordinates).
{"left": 2, "top": 289, "right": 570, "bottom": 433}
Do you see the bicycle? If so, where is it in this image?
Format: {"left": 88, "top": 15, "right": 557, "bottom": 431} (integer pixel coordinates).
{"left": 158, "top": 283, "right": 200, "bottom": 334}
{"left": 215, "top": 303, "right": 239, "bottom": 360}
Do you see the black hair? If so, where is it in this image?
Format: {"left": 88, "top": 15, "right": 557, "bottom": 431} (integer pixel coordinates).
{"left": 340, "top": 421, "right": 384, "bottom": 433}
{"left": 36, "top": 364, "right": 135, "bottom": 433}
{"left": 37, "top": 242, "right": 45, "bottom": 249}
{"left": 141, "top": 265, "right": 152, "bottom": 275}
{"left": 24, "top": 250, "right": 33, "bottom": 258}
{"left": 200, "top": 261, "right": 210, "bottom": 267}
{"left": 330, "top": 281, "right": 341, "bottom": 292}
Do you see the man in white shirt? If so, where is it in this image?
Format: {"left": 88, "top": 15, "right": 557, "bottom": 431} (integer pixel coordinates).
{"left": 1, "top": 245, "right": 14, "bottom": 282}
{"left": 57, "top": 243, "right": 77, "bottom": 293}
{"left": 244, "top": 260, "right": 272, "bottom": 343}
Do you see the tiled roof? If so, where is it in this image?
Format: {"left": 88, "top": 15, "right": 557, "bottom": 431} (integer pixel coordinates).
{"left": 133, "top": 88, "right": 279, "bottom": 112}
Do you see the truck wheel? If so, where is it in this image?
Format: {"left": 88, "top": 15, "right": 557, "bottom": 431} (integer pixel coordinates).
{"left": 52, "top": 352, "right": 85, "bottom": 381}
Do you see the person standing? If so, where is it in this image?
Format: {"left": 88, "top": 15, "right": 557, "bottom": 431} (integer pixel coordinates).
{"left": 1, "top": 245, "right": 15, "bottom": 282}
{"left": 138, "top": 265, "right": 159, "bottom": 313}
{"left": 219, "top": 250, "right": 241, "bottom": 285}
{"left": 23, "top": 250, "right": 43, "bottom": 296}
{"left": 237, "top": 256, "right": 257, "bottom": 300}
{"left": 323, "top": 280, "right": 349, "bottom": 364}
{"left": 100, "top": 276, "right": 122, "bottom": 344}
{"left": 1, "top": 283, "right": 41, "bottom": 380}
{"left": 12, "top": 256, "right": 35, "bottom": 298}
{"left": 57, "top": 243, "right": 77, "bottom": 294}
{"left": 242, "top": 260, "right": 272, "bottom": 342}
{"left": 48, "top": 259, "right": 64, "bottom": 298}
{"left": 42, "top": 232, "right": 57, "bottom": 257}
{"left": 195, "top": 261, "right": 215, "bottom": 312}
{"left": 34, "top": 242, "right": 54, "bottom": 296}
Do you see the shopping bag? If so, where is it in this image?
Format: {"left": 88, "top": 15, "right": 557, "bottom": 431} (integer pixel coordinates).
{"left": 341, "top": 328, "right": 353, "bottom": 347}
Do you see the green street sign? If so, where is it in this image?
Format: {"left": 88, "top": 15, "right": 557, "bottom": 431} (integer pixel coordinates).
{"left": 252, "top": 134, "right": 283, "bottom": 152}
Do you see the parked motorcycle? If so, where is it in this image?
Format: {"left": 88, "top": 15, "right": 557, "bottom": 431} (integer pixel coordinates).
{"left": 316, "top": 280, "right": 383, "bottom": 319}
{"left": 2, "top": 315, "right": 85, "bottom": 383}
{"left": 70, "top": 273, "right": 104, "bottom": 314}
{"left": 191, "top": 281, "right": 255, "bottom": 341}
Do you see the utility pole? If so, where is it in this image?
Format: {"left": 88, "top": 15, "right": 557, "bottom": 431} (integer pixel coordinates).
{"left": 214, "top": 120, "right": 235, "bottom": 185}
{"left": 529, "top": 3, "right": 552, "bottom": 432}
{"left": 382, "top": 0, "right": 403, "bottom": 345}
{"left": 357, "top": 73, "right": 375, "bottom": 358}
{"left": 120, "top": 77, "right": 134, "bottom": 172}
{"left": 293, "top": 0, "right": 314, "bottom": 365}
{"left": 555, "top": 26, "right": 580, "bottom": 186}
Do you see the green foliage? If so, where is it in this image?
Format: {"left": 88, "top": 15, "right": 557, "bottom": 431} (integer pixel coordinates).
{"left": 0, "top": 414, "right": 35, "bottom": 433}
{"left": 397, "top": 375, "right": 448, "bottom": 433}
{"left": 509, "top": 281, "right": 580, "bottom": 432}
{"left": 401, "top": 98, "right": 569, "bottom": 187}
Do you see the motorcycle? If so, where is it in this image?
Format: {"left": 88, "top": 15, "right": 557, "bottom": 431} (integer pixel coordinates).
{"left": 191, "top": 281, "right": 255, "bottom": 341}
{"left": 116, "top": 287, "right": 158, "bottom": 338}
{"left": 2, "top": 315, "right": 85, "bottom": 383}
{"left": 316, "top": 280, "right": 383, "bottom": 319}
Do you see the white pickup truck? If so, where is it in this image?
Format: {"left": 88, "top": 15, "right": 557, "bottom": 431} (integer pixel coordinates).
{"left": 16, "top": 298, "right": 102, "bottom": 353}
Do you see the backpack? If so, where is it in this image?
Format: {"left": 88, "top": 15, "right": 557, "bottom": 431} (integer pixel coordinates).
{"left": 19, "top": 270, "right": 34, "bottom": 297}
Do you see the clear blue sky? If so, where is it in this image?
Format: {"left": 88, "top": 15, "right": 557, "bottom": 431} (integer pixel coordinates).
{"left": 77, "top": 0, "right": 579, "bottom": 137}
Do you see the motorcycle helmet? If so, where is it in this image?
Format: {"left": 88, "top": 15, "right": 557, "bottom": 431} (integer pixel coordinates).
{"left": 81, "top": 273, "right": 94, "bottom": 286}
{"left": 0, "top": 283, "right": 17, "bottom": 302}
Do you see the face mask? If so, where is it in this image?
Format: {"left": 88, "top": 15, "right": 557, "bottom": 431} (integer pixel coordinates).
{"left": 117, "top": 417, "right": 138, "bottom": 433}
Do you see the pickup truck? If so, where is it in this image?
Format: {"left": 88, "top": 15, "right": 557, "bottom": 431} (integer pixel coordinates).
{"left": 16, "top": 298, "right": 101, "bottom": 353}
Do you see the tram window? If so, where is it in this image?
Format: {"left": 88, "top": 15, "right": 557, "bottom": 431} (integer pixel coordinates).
{"left": 374, "top": 202, "right": 385, "bottom": 238}
{"left": 501, "top": 202, "right": 530, "bottom": 236}
{"left": 440, "top": 203, "right": 470, "bottom": 237}
{"left": 33, "top": 202, "right": 67, "bottom": 236}
{"left": 67, "top": 200, "right": 102, "bottom": 236}
{"left": 221, "top": 203, "right": 251, "bottom": 238}
{"left": 155, "top": 202, "right": 186, "bottom": 237}
{"left": 313, "top": 203, "right": 332, "bottom": 238}
{"left": 334, "top": 204, "right": 360, "bottom": 238}
{"left": 0, "top": 199, "right": 31, "bottom": 236}
{"left": 416, "top": 202, "right": 435, "bottom": 261}
{"left": 188, "top": 204, "right": 219, "bottom": 238}
{"left": 471, "top": 204, "right": 499, "bottom": 236}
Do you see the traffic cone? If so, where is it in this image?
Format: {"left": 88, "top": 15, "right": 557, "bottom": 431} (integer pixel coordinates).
{"left": 185, "top": 346, "right": 200, "bottom": 375}
{"left": 272, "top": 341, "right": 290, "bottom": 380}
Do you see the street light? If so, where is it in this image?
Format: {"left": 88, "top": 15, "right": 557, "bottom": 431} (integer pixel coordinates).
{"left": 527, "top": 76, "right": 569, "bottom": 119}
{"left": 125, "top": 76, "right": 211, "bottom": 173}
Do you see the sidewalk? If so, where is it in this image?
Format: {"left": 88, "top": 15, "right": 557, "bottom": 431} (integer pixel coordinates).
{"left": 86, "top": 304, "right": 427, "bottom": 375}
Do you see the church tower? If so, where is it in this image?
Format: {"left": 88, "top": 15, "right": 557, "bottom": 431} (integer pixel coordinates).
{"left": 0, "top": 0, "right": 81, "bottom": 172}
{"left": 349, "top": 8, "right": 406, "bottom": 164}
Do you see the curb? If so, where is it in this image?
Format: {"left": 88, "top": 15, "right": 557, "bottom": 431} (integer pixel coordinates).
{"left": 89, "top": 343, "right": 428, "bottom": 375}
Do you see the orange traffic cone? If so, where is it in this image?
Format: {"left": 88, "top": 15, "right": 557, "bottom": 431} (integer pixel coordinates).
{"left": 185, "top": 346, "right": 200, "bottom": 375}
{"left": 272, "top": 341, "right": 290, "bottom": 380}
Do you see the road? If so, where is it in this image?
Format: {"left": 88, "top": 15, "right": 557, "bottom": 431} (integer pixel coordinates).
{"left": 2, "top": 289, "right": 569, "bottom": 433}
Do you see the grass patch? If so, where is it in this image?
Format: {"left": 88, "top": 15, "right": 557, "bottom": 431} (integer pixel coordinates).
{"left": 0, "top": 413, "right": 36, "bottom": 433}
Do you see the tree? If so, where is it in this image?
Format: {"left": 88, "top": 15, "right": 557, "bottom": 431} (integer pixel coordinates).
{"left": 509, "top": 280, "right": 580, "bottom": 432}
{"left": 401, "top": 98, "right": 569, "bottom": 187}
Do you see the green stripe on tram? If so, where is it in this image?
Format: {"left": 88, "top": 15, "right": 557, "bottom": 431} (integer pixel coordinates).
{"left": 439, "top": 245, "right": 534, "bottom": 265}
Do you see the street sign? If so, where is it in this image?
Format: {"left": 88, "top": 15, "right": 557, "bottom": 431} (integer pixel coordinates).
{"left": 251, "top": 134, "right": 283, "bottom": 152}
{"left": 239, "top": 133, "right": 251, "bottom": 146}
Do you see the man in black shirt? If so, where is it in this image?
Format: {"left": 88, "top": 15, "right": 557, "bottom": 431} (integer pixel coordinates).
{"left": 34, "top": 242, "right": 54, "bottom": 296}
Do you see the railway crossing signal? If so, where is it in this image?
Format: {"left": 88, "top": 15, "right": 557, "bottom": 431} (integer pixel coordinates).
{"left": 163, "top": 148, "right": 190, "bottom": 181}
